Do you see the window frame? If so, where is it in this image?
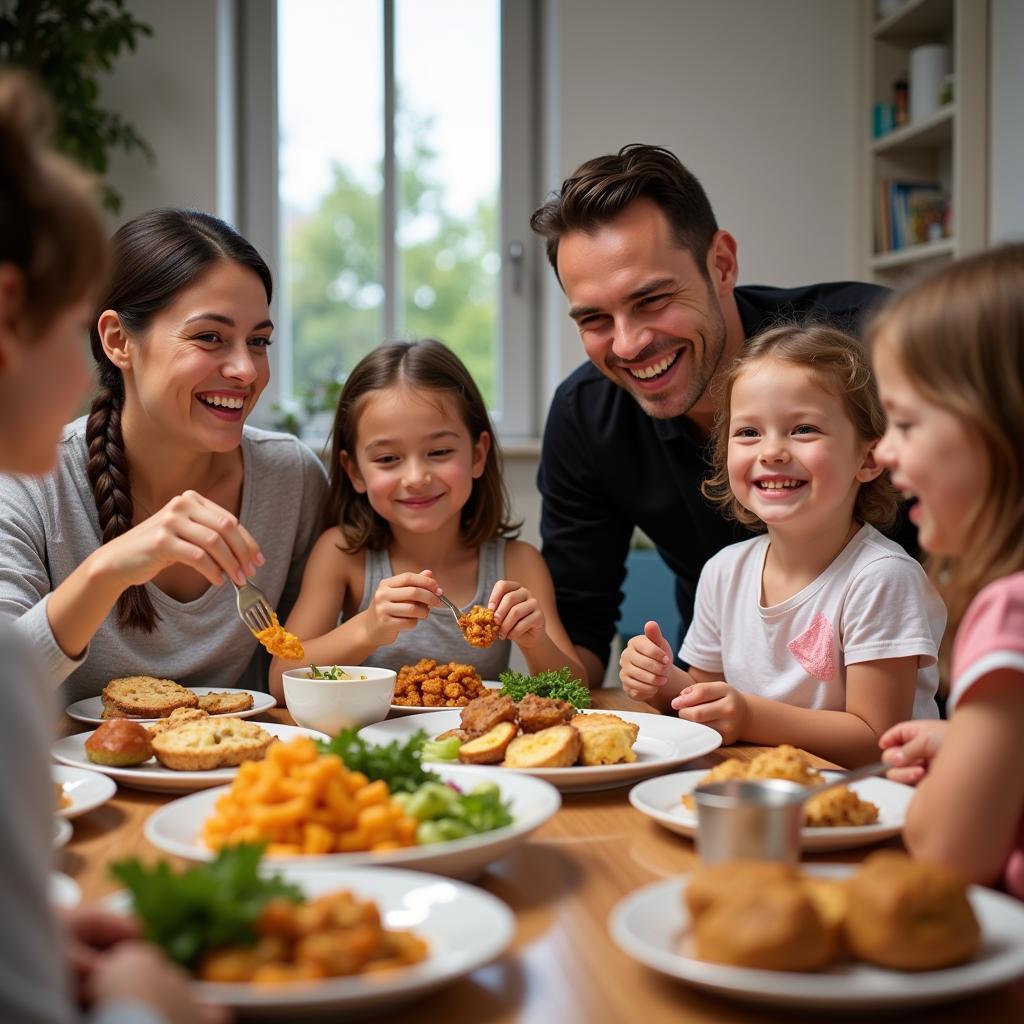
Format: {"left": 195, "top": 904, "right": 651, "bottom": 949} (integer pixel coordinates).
{"left": 233, "top": 0, "right": 539, "bottom": 440}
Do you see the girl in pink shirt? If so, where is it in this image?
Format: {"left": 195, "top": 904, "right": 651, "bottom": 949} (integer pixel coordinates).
{"left": 874, "top": 244, "right": 1024, "bottom": 898}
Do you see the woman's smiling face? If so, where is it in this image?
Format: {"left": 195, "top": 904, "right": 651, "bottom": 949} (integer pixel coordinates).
{"left": 117, "top": 260, "right": 272, "bottom": 451}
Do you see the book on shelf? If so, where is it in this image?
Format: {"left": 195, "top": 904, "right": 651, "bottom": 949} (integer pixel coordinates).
{"left": 874, "top": 180, "right": 950, "bottom": 254}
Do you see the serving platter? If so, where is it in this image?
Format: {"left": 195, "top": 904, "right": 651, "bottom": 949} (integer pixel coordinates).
{"left": 360, "top": 709, "right": 721, "bottom": 793}
{"left": 53, "top": 764, "right": 117, "bottom": 819}
{"left": 609, "top": 864, "right": 1024, "bottom": 1010}
{"left": 66, "top": 686, "right": 276, "bottom": 725}
{"left": 107, "top": 865, "right": 515, "bottom": 1019}
{"left": 628, "top": 769, "right": 914, "bottom": 851}
{"left": 52, "top": 723, "right": 327, "bottom": 793}
{"left": 145, "top": 763, "right": 560, "bottom": 880}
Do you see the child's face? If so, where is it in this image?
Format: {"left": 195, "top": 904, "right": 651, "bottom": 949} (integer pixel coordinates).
{"left": 874, "top": 339, "right": 987, "bottom": 556}
{"left": 341, "top": 385, "right": 490, "bottom": 539}
{"left": 726, "top": 358, "right": 879, "bottom": 536}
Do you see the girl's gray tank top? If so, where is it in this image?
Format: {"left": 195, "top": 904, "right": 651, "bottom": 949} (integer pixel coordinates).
{"left": 349, "top": 539, "right": 512, "bottom": 678}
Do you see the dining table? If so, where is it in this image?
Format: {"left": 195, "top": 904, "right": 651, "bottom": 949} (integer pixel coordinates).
{"left": 58, "top": 689, "right": 1024, "bottom": 1023}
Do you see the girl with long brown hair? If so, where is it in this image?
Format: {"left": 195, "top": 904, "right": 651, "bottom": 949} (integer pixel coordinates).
{"left": 875, "top": 245, "right": 1024, "bottom": 895}
{"left": 268, "top": 339, "right": 582, "bottom": 700}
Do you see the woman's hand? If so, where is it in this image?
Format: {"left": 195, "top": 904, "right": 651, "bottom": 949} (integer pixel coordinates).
{"left": 880, "top": 718, "right": 949, "bottom": 785}
{"left": 672, "top": 680, "right": 749, "bottom": 745}
{"left": 619, "top": 621, "right": 673, "bottom": 702}
{"left": 487, "top": 579, "right": 546, "bottom": 648}
{"left": 363, "top": 570, "right": 440, "bottom": 647}
{"left": 97, "top": 490, "right": 263, "bottom": 590}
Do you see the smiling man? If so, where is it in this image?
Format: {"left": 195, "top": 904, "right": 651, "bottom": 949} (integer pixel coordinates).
{"left": 531, "top": 144, "right": 891, "bottom": 688}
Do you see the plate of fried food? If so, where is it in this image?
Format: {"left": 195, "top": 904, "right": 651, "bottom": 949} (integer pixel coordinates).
{"left": 360, "top": 692, "right": 722, "bottom": 793}
{"left": 145, "top": 733, "right": 560, "bottom": 880}
{"left": 52, "top": 764, "right": 117, "bottom": 819}
{"left": 609, "top": 852, "right": 1024, "bottom": 1010}
{"left": 389, "top": 659, "right": 501, "bottom": 714}
{"left": 628, "top": 745, "right": 913, "bottom": 850}
{"left": 52, "top": 716, "right": 327, "bottom": 793}
{"left": 65, "top": 675, "right": 276, "bottom": 724}
{"left": 105, "top": 846, "right": 515, "bottom": 1019}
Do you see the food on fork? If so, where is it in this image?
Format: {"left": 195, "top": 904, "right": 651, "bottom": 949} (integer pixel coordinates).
{"left": 101, "top": 676, "right": 199, "bottom": 718}
{"left": 85, "top": 719, "right": 154, "bottom": 767}
{"left": 197, "top": 690, "right": 256, "bottom": 714}
{"left": 457, "top": 604, "right": 500, "bottom": 648}
{"left": 151, "top": 717, "right": 274, "bottom": 771}
{"left": 253, "top": 612, "right": 305, "bottom": 660}
{"left": 393, "top": 659, "right": 487, "bottom": 707}
{"left": 503, "top": 725, "right": 581, "bottom": 768}
{"left": 456, "top": 721, "right": 518, "bottom": 764}
{"left": 681, "top": 745, "right": 879, "bottom": 827}
{"left": 844, "top": 851, "right": 980, "bottom": 970}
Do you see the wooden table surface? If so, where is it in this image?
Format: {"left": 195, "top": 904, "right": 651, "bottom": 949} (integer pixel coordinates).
{"left": 58, "top": 691, "right": 1024, "bottom": 1023}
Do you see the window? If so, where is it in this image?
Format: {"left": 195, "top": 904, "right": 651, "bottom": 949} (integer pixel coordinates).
{"left": 239, "top": 0, "right": 537, "bottom": 439}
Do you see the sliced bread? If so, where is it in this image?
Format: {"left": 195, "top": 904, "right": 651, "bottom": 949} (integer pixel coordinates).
{"left": 102, "top": 676, "right": 198, "bottom": 718}
{"left": 150, "top": 717, "right": 273, "bottom": 771}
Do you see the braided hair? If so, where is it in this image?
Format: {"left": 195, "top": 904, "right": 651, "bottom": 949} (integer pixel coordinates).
{"left": 86, "top": 210, "right": 272, "bottom": 631}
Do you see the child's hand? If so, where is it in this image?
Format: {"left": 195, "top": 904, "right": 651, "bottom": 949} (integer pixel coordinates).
{"left": 671, "top": 681, "right": 748, "bottom": 745}
{"left": 488, "top": 579, "right": 545, "bottom": 647}
{"left": 619, "top": 621, "right": 673, "bottom": 702}
{"left": 879, "top": 718, "right": 949, "bottom": 785}
{"left": 364, "top": 570, "right": 440, "bottom": 646}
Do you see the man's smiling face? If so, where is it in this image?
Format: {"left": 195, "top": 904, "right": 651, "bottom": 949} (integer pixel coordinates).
{"left": 557, "top": 198, "right": 730, "bottom": 419}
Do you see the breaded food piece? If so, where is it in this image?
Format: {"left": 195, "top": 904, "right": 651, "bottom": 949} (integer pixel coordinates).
{"left": 517, "top": 693, "right": 574, "bottom": 733}
{"left": 686, "top": 860, "right": 799, "bottom": 922}
{"left": 747, "top": 744, "right": 824, "bottom": 787}
{"left": 457, "top": 605, "right": 500, "bottom": 648}
{"left": 844, "top": 851, "right": 980, "bottom": 970}
{"left": 570, "top": 713, "right": 638, "bottom": 765}
{"left": 102, "top": 676, "right": 198, "bottom": 718}
{"left": 393, "top": 659, "right": 486, "bottom": 707}
{"left": 146, "top": 707, "right": 209, "bottom": 737}
{"left": 800, "top": 876, "right": 848, "bottom": 959}
{"left": 504, "top": 725, "right": 581, "bottom": 768}
{"left": 694, "top": 882, "right": 833, "bottom": 971}
{"left": 151, "top": 717, "right": 274, "bottom": 771}
{"left": 682, "top": 757, "right": 750, "bottom": 809}
{"left": 198, "top": 690, "right": 256, "bottom": 715}
{"left": 805, "top": 785, "right": 879, "bottom": 827}
{"left": 253, "top": 612, "right": 304, "bottom": 660}
{"left": 460, "top": 692, "right": 518, "bottom": 736}
{"left": 457, "top": 721, "right": 518, "bottom": 764}
{"left": 84, "top": 719, "right": 153, "bottom": 767}
{"left": 435, "top": 728, "right": 471, "bottom": 743}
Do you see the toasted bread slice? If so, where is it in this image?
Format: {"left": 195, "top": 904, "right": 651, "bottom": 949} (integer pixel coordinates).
{"left": 456, "top": 720, "right": 518, "bottom": 764}
{"left": 102, "top": 676, "right": 198, "bottom": 718}
{"left": 197, "top": 690, "right": 255, "bottom": 715}
{"left": 570, "top": 713, "right": 638, "bottom": 765}
{"left": 150, "top": 717, "right": 273, "bottom": 771}
{"left": 503, "top": 725, "right": 581, "bottom": 768}
{"left": 146, "top": 707, "right": 210, "bottom": 737}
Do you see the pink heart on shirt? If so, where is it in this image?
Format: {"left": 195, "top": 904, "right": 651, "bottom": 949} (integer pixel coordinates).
{"left": 788, "top": 612, "right": 836, "bottom": 681}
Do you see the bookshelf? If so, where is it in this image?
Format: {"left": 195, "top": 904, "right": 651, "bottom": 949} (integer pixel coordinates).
{"left": 859, "top": 0, "right": 988, "bottom": 283}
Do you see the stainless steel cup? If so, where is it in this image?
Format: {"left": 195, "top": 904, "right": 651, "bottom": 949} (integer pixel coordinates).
{"left": 692, "top": 779, "right": 806, "bottom": 865}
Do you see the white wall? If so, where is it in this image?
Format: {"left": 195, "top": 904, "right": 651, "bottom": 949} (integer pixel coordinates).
{"left": 990, "top": 0, "right": 1024, "bottom": 241}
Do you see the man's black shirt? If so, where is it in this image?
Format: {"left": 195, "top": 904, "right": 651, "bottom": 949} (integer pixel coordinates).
{"left": 537, "top": 280, "right": 913, "bottom": 669}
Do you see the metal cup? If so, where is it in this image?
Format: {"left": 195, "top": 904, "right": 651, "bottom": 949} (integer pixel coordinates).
{"left": 692, "top": 779, "right": 806, "bottom": 865}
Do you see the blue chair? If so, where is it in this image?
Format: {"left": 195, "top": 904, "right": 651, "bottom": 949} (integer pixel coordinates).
{"left": 615, "top": 548, "right": 681, "bottom": 649}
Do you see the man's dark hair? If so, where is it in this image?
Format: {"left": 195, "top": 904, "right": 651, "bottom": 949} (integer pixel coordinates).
{"left": 529, "top": 143, "right": 719, "bottom": 282}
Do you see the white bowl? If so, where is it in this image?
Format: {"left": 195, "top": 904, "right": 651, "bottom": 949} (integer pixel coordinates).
{"left": 283, "top": 666, "right": 396, "bottom": 733}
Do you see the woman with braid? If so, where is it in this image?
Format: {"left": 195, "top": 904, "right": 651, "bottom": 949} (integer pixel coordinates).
{"left": 0, "top": 208, "right": 326, "bottom": 704}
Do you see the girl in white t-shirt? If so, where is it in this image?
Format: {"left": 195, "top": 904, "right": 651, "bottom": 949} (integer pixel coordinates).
{"left": 619, "top": 324, "right": 944, "bottom": 766}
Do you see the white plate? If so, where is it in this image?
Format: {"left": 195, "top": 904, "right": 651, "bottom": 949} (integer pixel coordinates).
{"left": 50, "top": 872, "right": 81, "bottom": 908}
{"left": 53, "top": 764, "right": 118, "bottom": 819}
{"left": 53, "top": 817, "right": 72, "bottom": 849}
{"left": 65, "top": 687, "right": 276, "bottom": 725}
{"left": 51, "top": 723, "right": 328, "bottom": 793}
{"left": 107, "top": 865, "right": 514, "bottom": 1019}
{"left": 609, "top": 864, "right": 1024, "bottom": 1010}
{"left": 629, "top": 769, "right": 914, "bottom": 851}
{"left": 359, "top": 709, "right": 722, "bottom": 793}
{"left": 145, "top": 764, "right": 560, "bottom": 880}
{"left": 389, "top": 680, "right": 501, "bottom": 715}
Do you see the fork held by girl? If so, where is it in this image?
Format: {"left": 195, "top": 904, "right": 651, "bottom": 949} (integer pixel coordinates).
{"left": 267, "top": 339, "right": 583, "bottom": 702}
{"left": 619, "top": 324, "right": 945, "bottom": 767}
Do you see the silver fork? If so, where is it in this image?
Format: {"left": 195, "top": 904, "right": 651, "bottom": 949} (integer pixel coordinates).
{"left": 436, "top": 592, "right": 466, "bottom": 628}
{"left": 234, "top": 577, "right": 275, "bottom": 633}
